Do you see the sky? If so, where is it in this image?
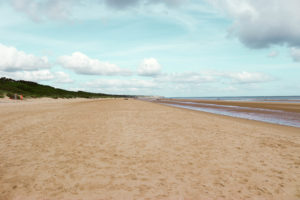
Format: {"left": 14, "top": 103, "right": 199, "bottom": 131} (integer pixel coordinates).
{"left": 0, "top": 0, "right": 299, "bottom": 97}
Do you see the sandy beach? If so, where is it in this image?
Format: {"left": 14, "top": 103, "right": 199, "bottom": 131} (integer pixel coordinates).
{"left": 0, "top": 98, "right": 299, "bottom": 200}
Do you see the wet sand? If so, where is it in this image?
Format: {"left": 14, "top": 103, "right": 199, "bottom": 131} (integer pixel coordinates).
{"left": 157, "top": 98, "right": 300, "bottom": 113}
{"left": 0, "top": 99, "right": 299, "bottom": 199}
{"left": 155, "top": 99, "right": 300, "bottom": 128}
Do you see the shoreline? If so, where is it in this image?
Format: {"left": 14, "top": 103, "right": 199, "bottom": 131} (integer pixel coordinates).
{"left": 158, "top": 98, "right": 300, "bottom": 113}
{"left": 157, "top": 101, "right": 300, "bottom": 134}
{"left": 154, "top": 98, "right": 300, "bottom": 128}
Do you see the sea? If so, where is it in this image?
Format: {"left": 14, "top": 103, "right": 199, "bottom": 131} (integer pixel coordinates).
{"left": 158, "top": 96, "right": 300, "bottom": 128}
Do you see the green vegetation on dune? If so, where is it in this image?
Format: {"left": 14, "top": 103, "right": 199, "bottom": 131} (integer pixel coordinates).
{"left": 0, "top": 91, "right": 4, "bottom": 98}
{"left": 0, "top": 77, "right": 133, "bottom": 99}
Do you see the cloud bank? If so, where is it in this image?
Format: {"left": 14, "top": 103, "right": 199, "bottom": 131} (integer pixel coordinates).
{"left": 138, "top": 58, "right": 162, "bottom": 77}
{"left": 9, "top": 0, "right": 78, "bottom": 21}
{"left": 268, "top": 51, "right": 279, "bottom": 58}
{"left": 103, "top": 0, "right": 185, "bottom": 9}
{"left": 2, "top": 0, "right": 185, "bottom": 21}
{"left": 0, "top": 43, "right": 50, "bottom": 72}
{"left": 58, "top": 52, "right": 132, "bottom": 76}
{"left": 222, "top": 71, "right": 274, "bottom": 84}
{"left": 83, "top": 70, "right": 273, "bottom": 95}
{"left": 290, "top": 48, "right": 300, "bottom": 62}
{"left": 209, "top": 0, "right": 300, "bottom": 49}
{"left": 0, "top": 70, "right": 72, "bottom": 83}
{"left": 103, "top": 0, "right": 140, "bottom": 9}
{"left": 155, "top": 72, "right": 215, "bottom": 84}
{"left": 85, "top": 78, "right": 157, "bottom": 94}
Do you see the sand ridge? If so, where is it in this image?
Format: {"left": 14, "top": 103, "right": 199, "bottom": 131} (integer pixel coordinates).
{"left": 0, "top": 99, "right": 299, "bottom": 199}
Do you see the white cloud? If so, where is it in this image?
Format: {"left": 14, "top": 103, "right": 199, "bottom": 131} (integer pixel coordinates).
{"left": 84, "top": 71, "right": 272, "bottom": 94}
{"left": 17, "top": 70, "right": 54, "bottom": 81}
{"left": 1, "top": 70, "right": 54, "bottom": 82}
{"left": 155, "top": 72, "right": 215, "bottom": 84}
{"left": 78, "top": 70, "right": 274, "bottom": 95}
{"left": 268, "top": 50, "right": 279, "bottom": 58}
{"left": 85, "top": 78, "right": 157, "bottom": 94}
{"left": 4, "top": 0, "right": 185, "bottom": 21}
{"left": 84, "top": 73, "right": 213, "bottom": 95}
{"left": 138, "top": 58, "right": 162, "bottom": 76}
{"left": 103, "top": 0, "right": 185, "bottom": 9}
{"left": 154, "top": 71, "right": 272, "bottom": 85}
{"left": 87, "top": 79, "right": 157, "bottom": 88}
{"left": 290, "top": 48, "right": 300, "bottom": 62}
{"left": 103, "top": 0, "right": 140, "bottom": 9}
{"left": 0, "top": 70, "right": 73, "bottom": 83}
{"left": 0, "top": 43, "right": 50, "bottom": 72}
{"left": 222, "top": 71, "right": 273, "bottom": 84}
{"left": 9, "top": 0, "right": 77, "bottom": 21}
{"left": 58, "top": 52, "right": 132, "bottom": 76}
{"left": 54, "top": 71, "right": 73, "bottom": 83}
{"left": 208, "top": 0, "right": 300, "bottom": 48}
{"left": 2, "top": 0, "right": 194, "bottom": 32}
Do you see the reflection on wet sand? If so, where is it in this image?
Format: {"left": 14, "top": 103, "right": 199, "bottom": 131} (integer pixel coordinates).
{"left": 156, "top": 99, "right": 300, "bottom": 128}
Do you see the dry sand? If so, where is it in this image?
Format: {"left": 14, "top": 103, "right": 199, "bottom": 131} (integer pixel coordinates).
{"left": 0, "top": 98, "right": 299, "bottom": 200}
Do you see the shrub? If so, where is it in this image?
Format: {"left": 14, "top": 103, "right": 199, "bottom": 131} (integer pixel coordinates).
{"left": 6, "top": 93, "right": 15, "bottom": 99}
{"left": 1, "top": 77, "right": 134, "bottom": 99}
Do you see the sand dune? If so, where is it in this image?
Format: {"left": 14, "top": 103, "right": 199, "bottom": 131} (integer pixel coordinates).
{"left": 0, "top": 99, "right": 299, "bottom": 199}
